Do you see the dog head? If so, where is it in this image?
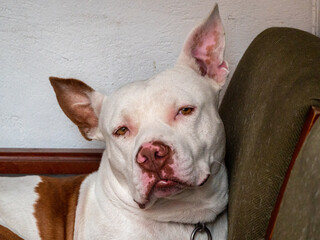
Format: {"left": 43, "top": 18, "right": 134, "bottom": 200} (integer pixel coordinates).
{"left": 50, "top": 4, "right": 228, "bottom": 218}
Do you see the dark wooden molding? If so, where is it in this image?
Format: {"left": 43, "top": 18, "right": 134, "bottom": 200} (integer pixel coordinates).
{"left": 265, "top": 106, "right": 320, "bottom": 239}
{"left": 0, "top": 148, "right": 103, "bottom": 174}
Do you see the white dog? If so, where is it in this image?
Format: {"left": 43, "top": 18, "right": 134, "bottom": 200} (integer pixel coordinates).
{"left": 0, "top": 4, "right": 229, "bottom": 240}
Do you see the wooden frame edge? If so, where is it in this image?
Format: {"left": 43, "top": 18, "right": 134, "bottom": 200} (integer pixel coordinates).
{"left": 0, "top": 148, "right": 103, "bottom": 174}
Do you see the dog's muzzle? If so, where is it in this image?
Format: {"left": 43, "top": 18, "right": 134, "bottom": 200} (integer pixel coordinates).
{"left": 135, "top": 141, "right": 187, "bottom": 203}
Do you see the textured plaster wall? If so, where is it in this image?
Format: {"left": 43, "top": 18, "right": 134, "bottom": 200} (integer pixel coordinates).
{"left": 0, "top": 0, "right": 313, "bottom": 148}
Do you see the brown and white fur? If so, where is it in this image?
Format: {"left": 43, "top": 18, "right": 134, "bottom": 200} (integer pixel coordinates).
{"left": 0, "top": 5, "right": 229, "bottom": 240}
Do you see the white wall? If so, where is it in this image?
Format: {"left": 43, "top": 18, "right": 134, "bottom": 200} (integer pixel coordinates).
{"left": 0, "top": 0, "right": 313, "bottom": 148}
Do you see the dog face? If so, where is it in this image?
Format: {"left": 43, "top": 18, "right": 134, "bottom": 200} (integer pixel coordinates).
{"left": 50, "top": 5, "right": 228, "bottom": 209}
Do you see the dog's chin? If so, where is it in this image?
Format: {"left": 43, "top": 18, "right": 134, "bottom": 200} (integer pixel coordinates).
{"left": 135, "top": 175, "right": 211, "bottom": 209}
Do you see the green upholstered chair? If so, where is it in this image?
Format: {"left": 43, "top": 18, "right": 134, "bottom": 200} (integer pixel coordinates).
{"left": 219, "top": 27, "right": 320, "bottom": 239}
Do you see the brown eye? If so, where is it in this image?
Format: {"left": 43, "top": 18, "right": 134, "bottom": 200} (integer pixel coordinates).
{"left": 178, "top": 107, "right": 195, "bottom": 116}
{"left": 113, "top": 126, "right": 129, "bottom": 136}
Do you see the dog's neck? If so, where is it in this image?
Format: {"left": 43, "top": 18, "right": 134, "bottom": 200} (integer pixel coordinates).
{"left": 95, "top": 150, "right": 228, "bottom": 225}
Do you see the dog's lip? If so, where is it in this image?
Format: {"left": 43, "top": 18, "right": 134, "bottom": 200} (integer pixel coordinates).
{"left": 136, "top": 175, "right": 211, "bottom": 209}
{"left": 155, "top": 179, "right": 179, "bottom": 188}
{"left": 155, "top": 178, "right": 188, "bottom": 189}
{"left": 153, "top": 179, "right": 185, "bottom": 198}
{"left": 135, "top": 179, "right": 188, "bottom": 209}
{"left": 198, "top": 174, "right": 211, "bottom": 186}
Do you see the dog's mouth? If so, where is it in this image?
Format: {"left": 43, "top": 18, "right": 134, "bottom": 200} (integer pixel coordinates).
{"left": 136, "top": 172, "right": 212, "bottom": 209}
{"left": 135, "top": 178, "right": 188, "bottom": 209}
{"left": 135, "top": 174, "right": 211, "bottom": 209}
{"left": 153, "top": 179, "right": 185, "bottom": 198}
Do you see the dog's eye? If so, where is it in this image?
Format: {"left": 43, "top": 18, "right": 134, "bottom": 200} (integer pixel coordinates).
{"left": 113, "top": 126, "right": 129, "bottom": 136}
{"left": 177, "top": 107, "right": 195, "bottom": 116}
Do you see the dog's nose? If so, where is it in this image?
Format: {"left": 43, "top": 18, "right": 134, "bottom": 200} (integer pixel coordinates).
{"left": 136, "top": 141, "right": 171, "bottom": 172}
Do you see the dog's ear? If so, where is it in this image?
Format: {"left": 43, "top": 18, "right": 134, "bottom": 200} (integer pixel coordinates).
{"left": 178, "top": 4, "right": 229, "bottom": 86}
{"left": 50, "top": 77, "right": 105, "bottom": 141}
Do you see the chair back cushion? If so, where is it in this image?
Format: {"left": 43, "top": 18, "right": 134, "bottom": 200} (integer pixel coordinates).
{"left": 219, "top": 27, "right": 320, "bottom": 239}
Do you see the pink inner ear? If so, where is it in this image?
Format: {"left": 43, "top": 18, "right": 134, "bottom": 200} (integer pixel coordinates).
{"left": 182, "top": 8, "right": 228, "bottom": 85}
{"left": 191, "top": 23, "right": 228, "bottom": 84}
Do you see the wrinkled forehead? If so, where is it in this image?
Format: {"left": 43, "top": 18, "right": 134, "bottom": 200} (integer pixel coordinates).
{"left": 102, "top": 67, "right": 217, "bottom": 126}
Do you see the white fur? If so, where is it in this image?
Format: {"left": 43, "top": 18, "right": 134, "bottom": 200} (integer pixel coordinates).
{"left": 0, "top": 176, "right": 41, "bottom": 239}
{"left": 73, "top": 64, "right": 229, "bottom": 240}
{"left": 97, "top": 65, "right": 228, "bottom": 215}
{"left": 78, "top": 64, "right": 228, "bottom": 238}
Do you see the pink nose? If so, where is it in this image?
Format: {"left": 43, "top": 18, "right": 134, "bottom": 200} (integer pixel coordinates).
{"left": 136, "top": 141, "right": 171, "bottom": 172}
